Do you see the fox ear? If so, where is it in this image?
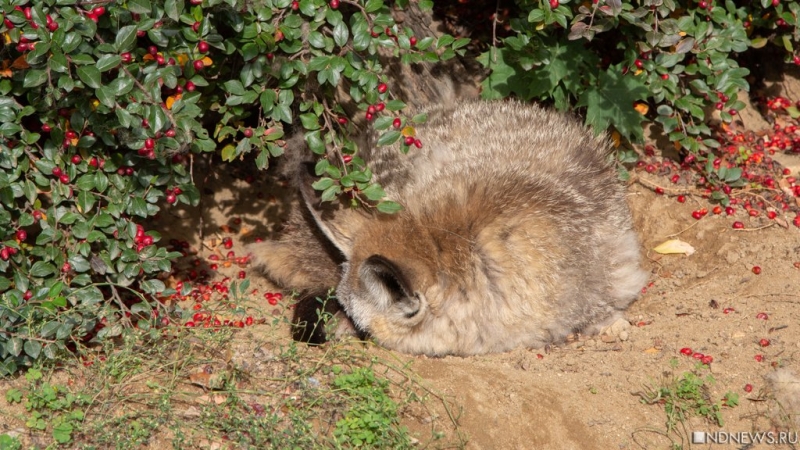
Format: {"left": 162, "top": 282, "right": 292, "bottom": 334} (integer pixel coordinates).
{"left": 361, "top": 255, "right": 424, "bottom": 319}
{"left": 298, "top": 164, "right": 367, "bottom": 260}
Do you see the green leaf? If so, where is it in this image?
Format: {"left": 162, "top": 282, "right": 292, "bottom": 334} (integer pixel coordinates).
{"left": 312, "top": 177, "right": 335, "bottom": 191}
{"left": 96, "top": 86, "right": 116, "bottom": 108}
{"left": 376, "top": 130, "right": 401, "bottom": 146}
{"left": 41, "top": 322, "right": 61, "bottom": 338}
{"left": 96, "top": 54, "right": 122, "bottom": 72}
{"left": 300, "top": 113, "right": 321, "bottom": 130}
{"left": 165, "top": 0, "right": 183, "bottom": 21}
{"left": 128, "top": 0, "right": 152, "bottom": 14}
{"left": 23, "top": 341, "right": 42, "bottom": 359}
{"left": 333, "top": 21, "right": 349, "bottom": 48}
{"left": 115, "top": 25, "right": 138, "bottom": 51}
{"left": 23, "top": 70, "right": 48, "bottom": 88}
{"left": 30, "top": 261, "right": 56, "bottom": 278}
{"left": 220, "top": 144, "right": 236, "bottom": 162}
{"left": 77, "top": 66, "right": 102, "bottom": 89}
{"left": 6, "top": 338, "right": 23, "bottom": 357}
{"left": 376, "top": 200, "right": 403, "bottom": 214}
{"left": 364, "top": 0, "right": 383, "bottom": 12}
{"left": 320, "top": 185, "right": 341, "bottom": 202}
{"left": 577, "top": 67, "right": 649, "bottom": 143}
{"left": 361, "top": 183, "right": 386, "bottom": 201}
{"left": 52, "top": 422, "right": 73, "bottom": 444}
{"left": 140, "top": 279, "right": 165, "bottom": 294}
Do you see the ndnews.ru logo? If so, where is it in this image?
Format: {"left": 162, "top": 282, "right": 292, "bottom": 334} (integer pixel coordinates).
{"left": 692, "top": 431, "right": 798, "bottom": 445}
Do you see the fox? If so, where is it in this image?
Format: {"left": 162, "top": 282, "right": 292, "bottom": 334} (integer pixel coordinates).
{"left": 248, "top": 100, "right": 649, "bottom": 356}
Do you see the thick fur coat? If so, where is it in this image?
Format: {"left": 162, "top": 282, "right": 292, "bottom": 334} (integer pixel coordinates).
{"left": 249, "top": 100, "right": 649, "bottom": 356}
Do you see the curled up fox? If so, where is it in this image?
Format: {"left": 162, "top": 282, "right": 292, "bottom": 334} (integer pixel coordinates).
{"left": 248, "top": 100, "right": 649, "bottom": 356}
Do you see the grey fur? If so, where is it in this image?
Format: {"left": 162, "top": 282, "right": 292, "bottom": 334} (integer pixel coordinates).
{"left": 249, "top": 100, "right": 649, "bottom": 356}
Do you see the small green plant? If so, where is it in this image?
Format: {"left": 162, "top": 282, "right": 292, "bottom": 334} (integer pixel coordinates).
{"left": 639, "top": 360, "right": 738, "bottom": 433}
{"left": 332, "top": 366, "right": 411, "bottom": 449}
{"left": 0, "top": 433, "right": 23, "bottom": 450}
{"left": 5, "top": 367, "right": 90, "bottom": 445}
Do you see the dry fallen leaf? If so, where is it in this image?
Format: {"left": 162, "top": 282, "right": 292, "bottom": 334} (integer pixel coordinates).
{"left": 653, "top": 239, "right": 695, "bottom": 256}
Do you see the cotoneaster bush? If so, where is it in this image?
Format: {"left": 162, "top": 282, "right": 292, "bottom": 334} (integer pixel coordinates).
{"left": 0, "top": 0, "right": 467, "bottom": 375}
{"left": 479, "top": 0, "right": 800, "bottom": 194}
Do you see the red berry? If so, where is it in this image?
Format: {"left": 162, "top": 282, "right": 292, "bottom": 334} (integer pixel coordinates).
{"left": 732, "top": 221, "right": 744, "bottom": 229}
{"left": 243, "top": 128, "right": 253, "bottom": 138}
{"left": 772, "top": 0, "right": 779, "bottom": 6}
{"left": 223, "top": 238, "right": 233, "bottom": 249}
{"left": 93, "top": 6, "right": 106, "bottom": 16}
{"left": 655, "top": 187, "right": 664, "bottom": 195}
{"left": 121, "top": 52, "right": 132, "bottom": 63}
{"left": 16, "top": 230, "right": 27, "bottom": 241}
{"left": 759, "top": 338, "right": 770, "bottom": 347}
{"left": 61, "top": 262, "right": 71, "bottom": 272}
{"left": 65, "top": 130, "right": 78, "bottom": 140}
{"left": 185, "top": 81, "right": 196, "bottom": 92}
{"left": 752, "top": 266, "right": 761, "bottom": 274}
{"left": 291, "top": 0, "right": 299, "bottom": 9}
{"left": 141, "top": 119, "right": 150, "bottom": 128}
{"left": 392, "top": 118, "right": 402, "bottom": 129}
{"left": 723, "top": 307, "right": 735, "bottom": 314}
{"left": 330, "top": 0, "right": 340, "bottom": 8}
{"left": 744, "top": 384, "right": 753, "bottom": 393}
{"left": 238, "top": 270, "right": 246, "bottom": 279}
{"left": 193, "top": 60, "right": 205, "bottom": 71}
{"left": 766, "top": 211, "right": 777, "bottom": 219}
{"left": 23, "top": 290, "right": 32, "bottom": 301}
{"left": 729, "top": 109, "right": 738, "bottom": 116}
{"left": 691, "top": 210, "right": 703, "bottom": 220}
{"left": 660, "top": 73, "right": 669, "bottom": 80}
{"left": 404, "top": 136, "right": 415, "bottom": 146}
{"left": 245, "top": 316, "right": 254, "bottom": 326}
{"left": 677, "top": 195, "right": 686, "bottom": 203}
{"left": 198, "top": 41, "right": 209, "bottom": 53}
{"left": 754, "top": 354, "right": 764, "bottom": 362}
{"left": 549, "top": 0, "right": 559, "bottom": 8}
{"left": 725, "top": 207, "right": 735, "bottom": 215}
{"left": 377, "top": 83, "right": 388, "bottom": 94}
{"left": 41, "top": 124, "right": 52, "bottom": 133}
{"left": 192, "top": 21, "right": 201, "bottom": 32}
{"left": 634, "top": 59, "right": 643, "bottom": 69}
{"left": 71, "top": 154, "right": 81, "bottom": 164}
{"left": 166, "top": 193, "right": 177, "bottom": 204}
{"left": 756, "top": 312, "right": 768, "bottom": 320}
{"left": 0, "top": 248, "right": 9, "bottom": 261}
{"left": 692, "top": 352, "right": 704, "bottom": 360}
{"left": 59, "top": 174, "right": 70, "bottom": 184}
{"left": 337, "top": 117, "right": 348, "bottom": 125}
{"left": 410, "top": 36, "right": 417, "bottom": 46}
{"left": 679, "top": 347, "right": 693, "bottom": 356}
{"left": 701, "top": 355, "right": 713, "bottom": 365}
{"left": 145, "top": 138, "right": 155, "bottom": 149}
